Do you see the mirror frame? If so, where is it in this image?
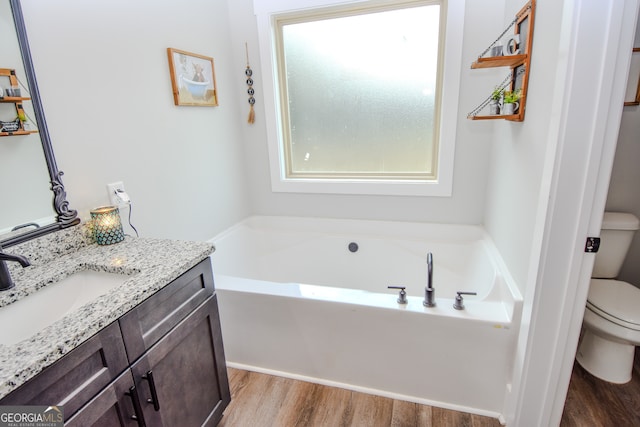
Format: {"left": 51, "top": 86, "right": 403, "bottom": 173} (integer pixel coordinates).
{"left": 2, "top": 0, "right": 79, "bottom": 248}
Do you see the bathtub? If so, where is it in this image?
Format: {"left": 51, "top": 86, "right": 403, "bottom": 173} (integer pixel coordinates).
{"left": 211, "top": 216, "right": 522, "bottom": 420}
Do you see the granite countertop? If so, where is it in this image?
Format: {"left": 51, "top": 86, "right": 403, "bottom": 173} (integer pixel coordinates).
{"left": 0, "top": 226, "right": 214, "bottom": 398}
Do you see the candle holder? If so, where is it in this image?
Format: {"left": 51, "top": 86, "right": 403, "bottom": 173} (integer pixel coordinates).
{"left": 90, "top": 206, "right": 125, "bottom": 245}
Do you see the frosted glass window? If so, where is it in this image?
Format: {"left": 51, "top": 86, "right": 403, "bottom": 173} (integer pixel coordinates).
{"left": 276, "top": 2, "right": 443, "bottom": 180}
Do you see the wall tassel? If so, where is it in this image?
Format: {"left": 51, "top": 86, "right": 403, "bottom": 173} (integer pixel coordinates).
{"left": 245, "top": 43, "right": 256, "bottom": 124}
{"left": 248, "top": 103, "right": 255, "bottom": 124}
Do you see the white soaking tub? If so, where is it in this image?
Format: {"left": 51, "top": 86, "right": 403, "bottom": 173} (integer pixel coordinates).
{"left": 211, "top": 216, "right": 522, "bottom": 420}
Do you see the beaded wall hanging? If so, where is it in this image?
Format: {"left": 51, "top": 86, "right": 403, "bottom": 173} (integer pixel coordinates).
{"left": 245, "top": 43, "right": 256, "bottom": 124}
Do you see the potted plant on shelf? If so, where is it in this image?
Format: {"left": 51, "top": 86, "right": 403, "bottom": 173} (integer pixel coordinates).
{"left": 502, "top": 89, "right": 522, "bottom": 115}
{"left": 17, "top": 110, "right": 29, "bottom": 131}
{"left": 489, "top": 87, "right": 503, "bottom": 115}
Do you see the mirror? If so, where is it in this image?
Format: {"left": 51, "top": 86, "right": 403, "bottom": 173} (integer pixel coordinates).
{"left": 0, "top": 0, "right": 78, "bottom": 247}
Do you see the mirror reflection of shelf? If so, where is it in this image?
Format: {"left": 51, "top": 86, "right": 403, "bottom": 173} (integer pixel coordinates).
{"left": 468, "top": 0, "right": 535, "bottom": 122}
{"left": 0, "top": 96, "right": 31, "bottom": 102}
{"left": 0, "top": 68, "right": 37, "bottom": 137}
{"left": 0, "top": 130, "right": 38, "bottom": 136}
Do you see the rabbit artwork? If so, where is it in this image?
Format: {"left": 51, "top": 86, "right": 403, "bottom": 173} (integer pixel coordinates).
{"left": 192, "top": 63, "right": 206, "bottom": 82}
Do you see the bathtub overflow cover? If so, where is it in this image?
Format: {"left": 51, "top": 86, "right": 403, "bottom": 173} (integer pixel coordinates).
{"left": 348, "top": 242, "right": 359, "bottom": 253}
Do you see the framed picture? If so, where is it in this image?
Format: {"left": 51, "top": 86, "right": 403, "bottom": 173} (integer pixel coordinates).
{"left": 167, "top": 48, "right": 218, "bottom": 106}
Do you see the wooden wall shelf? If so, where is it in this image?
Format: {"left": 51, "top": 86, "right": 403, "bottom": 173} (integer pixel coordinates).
{"left": 468, "top": 0, "right": 536, "bottom": 122}
{"left": 471, "top": 54, "right": 527, "bottom": 69}
{"left": 470, "top": 113, "right": 520, "bottom": 121}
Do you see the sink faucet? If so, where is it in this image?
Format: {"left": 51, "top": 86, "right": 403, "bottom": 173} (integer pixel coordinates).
{"left": 423, "top": 252, "right": 436, "bottom": 307}
{"left": 0, "top": 246, "right": 31, "bottom": 291}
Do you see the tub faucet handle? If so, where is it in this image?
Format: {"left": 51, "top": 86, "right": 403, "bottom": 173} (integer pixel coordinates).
{"left": 388, "top": 286, "right": 407, "bottom": 304}
{"left": 453, "top": 291, "right": 477, "bottom": 310}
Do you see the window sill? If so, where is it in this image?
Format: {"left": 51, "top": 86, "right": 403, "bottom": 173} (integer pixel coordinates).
{"left": 270, "top": 177, "right": 453, "bottom": 197}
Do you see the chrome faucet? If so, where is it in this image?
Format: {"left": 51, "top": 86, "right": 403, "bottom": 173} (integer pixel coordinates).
{"left": 423, "top": 252, "right": 436, "bottom": 307}
{"left": 0, "top": 246, "right": 31, "bottom": 291}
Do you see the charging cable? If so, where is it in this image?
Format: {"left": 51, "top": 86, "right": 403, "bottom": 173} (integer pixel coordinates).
{"left": 114, "top": 189, "right": 139, "bottom": 237}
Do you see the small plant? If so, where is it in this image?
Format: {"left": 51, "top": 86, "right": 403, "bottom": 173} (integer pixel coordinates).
{"left": 491, "top": 87, "right": 503, "bottom": 101}
{"left": 503, "top": 89, "right": 522, "bottom": 104}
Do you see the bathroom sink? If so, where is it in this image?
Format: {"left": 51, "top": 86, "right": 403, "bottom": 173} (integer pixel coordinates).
{"left": 0, "top": 270, "right": 128, "bottom": 345}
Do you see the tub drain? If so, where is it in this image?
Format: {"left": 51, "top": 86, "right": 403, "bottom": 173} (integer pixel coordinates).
{"left": 348, "top": 242, "right": 359, "bottom": 253}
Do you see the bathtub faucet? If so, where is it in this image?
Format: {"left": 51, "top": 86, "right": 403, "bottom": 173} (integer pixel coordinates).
{"left": 423, "top": 252, "right": 436, "bottom": 307}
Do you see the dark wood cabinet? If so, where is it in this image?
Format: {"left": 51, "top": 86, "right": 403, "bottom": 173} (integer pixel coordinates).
{"left": 119, "top": 258, "right": 214, "bottom": 362}
{"left": 0, "top": 322, "right": 129, "bottom": 419}
{"left": 65, "top": 371, "right": 139, "bottom": 427}
{"left": 130, "top": 296, "right": 230, "bottom": 427}
{"left": 0, "top": 258, "right": 230, "bottom": 426}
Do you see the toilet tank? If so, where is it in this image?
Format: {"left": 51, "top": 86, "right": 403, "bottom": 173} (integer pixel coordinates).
{"left": 592, "top": 212, "right": 640, "bottom": 278}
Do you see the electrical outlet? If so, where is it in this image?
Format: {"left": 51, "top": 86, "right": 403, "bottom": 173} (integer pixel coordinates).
{"left": 107, "top": 181, "right": 128, "bottom": 207}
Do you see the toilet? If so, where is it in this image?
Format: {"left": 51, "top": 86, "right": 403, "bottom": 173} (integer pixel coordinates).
{"left": 577, "top": 211, "right": 640, "bottom": 384}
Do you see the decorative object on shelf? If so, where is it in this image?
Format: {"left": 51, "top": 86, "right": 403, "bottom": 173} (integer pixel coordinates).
{"left": 0, "top": 118, "right": 20, "bottom": 133}
{"left": 5, "top": 87, "right": 20, "bottom": 97}
{"left": 467, "top": 68, "right": 525, "bottom": 119}
{"left": 245, "top": 43, "right": 256, "bottom": 124}
{"left": 491, "top": 45, "right": 503, "bottom": 57}
{"left": 90, "top": 206, "right": 125, "bottom": 245}
{"left": 16, "top": 108, "right": 29, "bottom": 130}
{"left": 468, "top": 0, "right": 535, "bottom": 121}
{"left": 502, "top": 89, "right": 521, "bottom": 115}
{"left": 502, "top": 34, "right": 521, "bottom": 56}
{"left": 624, "top": 47, "right": 640, "bottom": 106}
{"left": 473, "top": 1, "right": 532, "bottom": 66}
{"left": 167, "top": 48, "right": 218, "bottom": 107}
{"left": 489, "top": 87, "right": 503, "bottom": 115}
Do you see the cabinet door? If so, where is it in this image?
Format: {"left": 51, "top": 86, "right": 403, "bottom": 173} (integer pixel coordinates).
{"left": 119, "top": 258, "right": 214, "bottom": 362}
{"left": 131, "top": 295, "right": 230, "bottom": 427}
{"left": 66, "top": 370, "right": 141, "bottom": 427}
{"left": 0, "top": 322, "right": 129, "bottom": 421}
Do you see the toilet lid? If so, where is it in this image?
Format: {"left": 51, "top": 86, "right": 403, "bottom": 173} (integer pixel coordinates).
{"left": 587, "top": 279, "right": 640, "bottom": 330}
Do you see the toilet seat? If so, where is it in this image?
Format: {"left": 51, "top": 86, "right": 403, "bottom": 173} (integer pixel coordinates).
{"left": 587, "top": 279, "right": 640, "bottom": 331}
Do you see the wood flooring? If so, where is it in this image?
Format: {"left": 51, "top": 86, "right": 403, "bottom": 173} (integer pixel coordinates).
{"left": 560, "top": 347, "right": 640, "bottom": 427}
{"left": 218, "top": 368, "right": 502, "bottom": 427}
{"left": 218, "top": 347, "right": 640, "bottom": 427}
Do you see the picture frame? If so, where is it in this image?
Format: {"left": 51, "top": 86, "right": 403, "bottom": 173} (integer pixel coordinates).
{"left": 167, "top": 48, "right": 218, "bottom": 106}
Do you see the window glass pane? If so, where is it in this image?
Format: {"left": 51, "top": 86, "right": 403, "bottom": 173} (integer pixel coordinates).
{"left": 279, "top": 3, "right": 441, "bottom": 180}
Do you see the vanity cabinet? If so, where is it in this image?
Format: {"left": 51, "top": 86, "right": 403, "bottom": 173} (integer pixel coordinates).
{"left": 65, "top": 371, "right": 139, "bottom": 427}
{"left": 128, "top": 296, "right": 228, "bottom": 427}
{"left": 0, "top": 258, "right": 230, "bottom": 426}
{"left": 0, "top": 322, "right": 129, "bottom": 418}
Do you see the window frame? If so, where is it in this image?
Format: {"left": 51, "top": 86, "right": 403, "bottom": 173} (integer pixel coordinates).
{"left": 254, "top": 0, "right": 464, "bottom": 197}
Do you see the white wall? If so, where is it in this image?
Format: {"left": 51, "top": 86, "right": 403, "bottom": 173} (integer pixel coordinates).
{"left": 18, "top": 0, "right": 251, "bottom": 241}
{"left": 605, "top": 14, "right": 640, "bottom": 287}
{"left": 606, "top": 106, "right": 640, "bottom": 286}
{"left": 483, "top": 0, "right": 565, "bottom": 291}
{"left": 227, "top": 0, "right": 503, "bottom": 225}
